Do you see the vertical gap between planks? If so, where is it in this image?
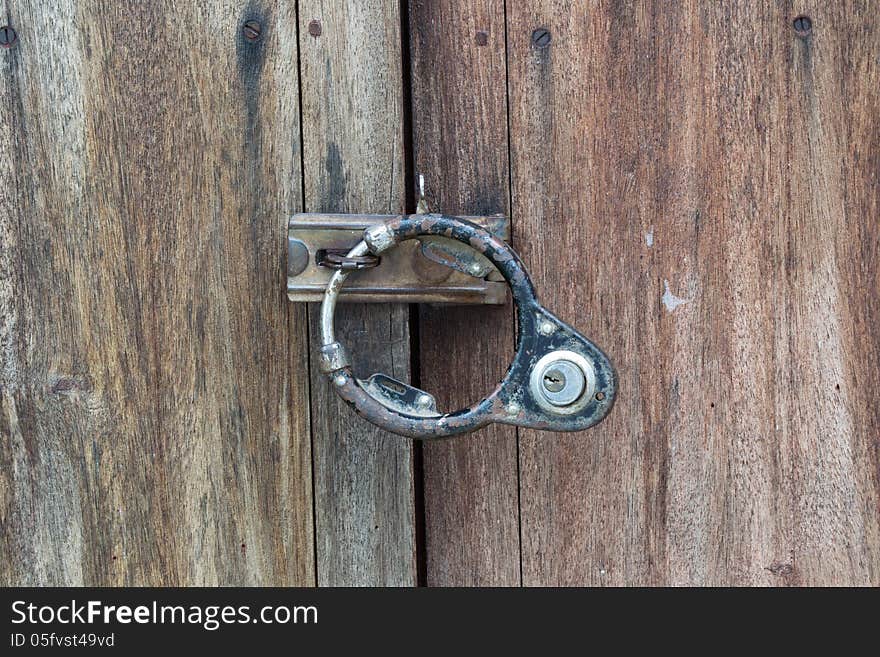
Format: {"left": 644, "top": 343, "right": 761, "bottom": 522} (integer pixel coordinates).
{"left": 501, "top": 0, "right": 524, "bottom": 588}
{"left": 409, "top": 308, "right": 428, "bottom": 586}
{"left": 292, "top": 0, "right": 319, "bottom": 587}
{"left": 399, "top": 0, "right": 428, "bottom": 588}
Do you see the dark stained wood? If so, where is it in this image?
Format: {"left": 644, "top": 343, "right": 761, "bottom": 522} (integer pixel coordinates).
{"left": 508, "top": 1, "right": 880, "bottom": 584}
{"left": 408, "top": 0, "right": 521, "bottom": 585}
{"left": 0, "top": 1, "right": 314, "bottom": 584}
{"left": 298, "top": 0, "right": 417, "bottom": 586}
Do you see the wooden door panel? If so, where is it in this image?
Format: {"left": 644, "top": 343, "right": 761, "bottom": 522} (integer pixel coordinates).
{"left": 507, "top": 0, "right": 879, "bottom": 585}
{"left": 2, "top": 0, "right": 877, "bottom": 587}
{"left": 409, "top": 0, "right": 521, "bottom": 586}
{"left": 0, "top": 0, "right": 313, "bottom": 585}
{"left": 298, "top": 0, "right": 417, "bottom": 586}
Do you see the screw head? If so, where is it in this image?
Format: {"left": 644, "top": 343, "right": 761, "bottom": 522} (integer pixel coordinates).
{"left": 505, "top": 402, "right": 520, "bottom": 416}
{"left": 532, "top": 28, "right": 551, "bottom": 48}
{"left": 417, "top": 394, "right": 432, "bottom": 408}
{"left": 539, "top": 320, "right": 555, "bottom": 336}
{"left": 0, "top": 25, "right": 18, "bottom": 48}
{"left": 242, "top": 20, "right": 262, "bottom": 41}
{"left": 475, "top": 30, "right": 489, "bottom": 46}
{"left": 792, "top": 15, "right": 812, "bottom": 37}
{"left": 308, "top": 20, "right": 322, "bottom": 37}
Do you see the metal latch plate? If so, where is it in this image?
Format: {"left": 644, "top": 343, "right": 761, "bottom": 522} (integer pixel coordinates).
{"left": 287, "top": 213, "right": 509, "bottom": 304}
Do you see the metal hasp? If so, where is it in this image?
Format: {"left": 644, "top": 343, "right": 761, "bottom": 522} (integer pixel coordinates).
{"left": 316, "top": 214, "right": 617, "bottom": 439}
{"left": 288, "top": 213, "right": 509, "bottom": 304}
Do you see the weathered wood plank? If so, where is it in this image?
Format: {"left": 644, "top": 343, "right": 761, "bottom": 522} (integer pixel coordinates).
{"left": 408, "top": 0, "right": 520, "bottom": 585}
{"left": 298, "top": 1, "right": 416, "bottom": 586}
{"left": 509, "top": 1, "right": 880, "bottom": 585}
{"left": 0, "top": 1, "right": 314, "bottom": 585}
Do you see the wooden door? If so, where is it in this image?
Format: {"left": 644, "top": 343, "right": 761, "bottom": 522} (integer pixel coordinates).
{"left": 2, "top": 1, "right": 877, "bottom": 586}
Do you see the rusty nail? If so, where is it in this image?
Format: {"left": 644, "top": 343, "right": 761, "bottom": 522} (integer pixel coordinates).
{"left": 0, "top": 25, "right": 18, "bottom": 48}
{"left": 792, "top": 15, "right": 812, "bottom": 37}
{"left": 242, "top": 20, "right": 262, "bottom": 41}
{"left": 308, "top": 20, "right": 322, "bottom": 38}
{"left": 475, "top": 30, "right": 488, "bottom": 46}
{"left": 532, "top": 27, "right": 551, "bottom": 48}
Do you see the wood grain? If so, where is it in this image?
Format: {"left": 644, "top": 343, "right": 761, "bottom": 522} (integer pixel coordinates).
{"left": 408, "top": 0, "right": 521, "bottom": 586}
{"left": 298, "top": 0, "right": 417, "bottom": 586}
{"left": 508, "top": 1, "right": 880, "bottom": 585}
{"left": 3, "top": 0, "right": 877, "bottom": 588}
{"left": 0, "top": 0, "right": 314, "bottom": 585}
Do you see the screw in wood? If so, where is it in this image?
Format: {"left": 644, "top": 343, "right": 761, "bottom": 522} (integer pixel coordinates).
{"left": 242, "top": 20, "right": 262, "bottom": 41}
{"left": 475, "top": 30, "right": 489, "bottom": 46}
{"left": 0, "top": 25, "right": 18, "bottom": 48}
{"left": 792, "top": 15, "right": 812, "bottom": 37}
{"left": 531, "top": 27, "right": 551, "bottom": 48}
{"left": 308, "top": 20, "right": 322, "bottom": 37}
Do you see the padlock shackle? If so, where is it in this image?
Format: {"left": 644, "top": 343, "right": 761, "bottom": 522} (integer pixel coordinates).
{"left": 318, "top": 214, "right": 616, "bottom": 439}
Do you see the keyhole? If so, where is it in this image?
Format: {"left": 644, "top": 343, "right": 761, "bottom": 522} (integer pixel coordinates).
{"left": 542, "top": 368, "right": 566, "bottom": 393}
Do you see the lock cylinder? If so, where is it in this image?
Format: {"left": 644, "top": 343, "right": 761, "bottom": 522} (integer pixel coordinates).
{"left": 528, "top": 350, "right": 597, "bottom": 415}
{"left": 315, "top": 214, "right": 616, "bottom": 438}
{"left": 538, "top": 359, "right": 586, "bottom": 406}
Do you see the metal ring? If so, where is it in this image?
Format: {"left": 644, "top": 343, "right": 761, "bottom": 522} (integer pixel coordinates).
{"left": 320, "top": 240, "right": 370, "bottom": 350}
{"left": 319, "top": 214, "right": 616, "bottom": 439}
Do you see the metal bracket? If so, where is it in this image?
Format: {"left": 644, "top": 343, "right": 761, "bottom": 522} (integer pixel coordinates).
{"left": 287, "top": 213, "right": 509, "bottom": 304}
